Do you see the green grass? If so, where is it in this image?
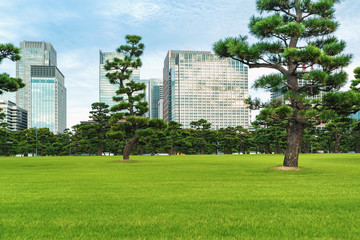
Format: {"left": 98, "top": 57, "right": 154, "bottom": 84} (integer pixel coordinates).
{"left": 1, "top": 154, "right": 360, "bottom": 239}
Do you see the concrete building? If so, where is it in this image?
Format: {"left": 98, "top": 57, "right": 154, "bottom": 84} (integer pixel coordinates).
{"left": 0, "top": 99, "right": 27, "bottom": 131}
{"left": 16, "top": 41, "right": 66, "bottom": 133}
{"left": 158, "top": 99, "right": 163, "bottom": 120}
{"left": 163, "top": 50, "right": 249, "bottom": 130}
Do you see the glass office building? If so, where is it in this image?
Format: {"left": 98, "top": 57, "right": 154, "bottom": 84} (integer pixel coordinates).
{"left": 163, "top": 50, "right": 211, "bottom": 122}
{"left": 30, "top": 66, "right": 66, "bottom": 133}
{"left": 99, "top": 51, "right": 140, "bottom": 109}
{"left": 164, "top": 51, "right": 249, "bottom": 130}
{"left": 16, "top": 41, "right": 57, "bottom": 113}
{"left": 16, "top": 41, "right": 66, "bottom": 133}
{"left": 147, "top": 78, "right": 163, "bottom": 119}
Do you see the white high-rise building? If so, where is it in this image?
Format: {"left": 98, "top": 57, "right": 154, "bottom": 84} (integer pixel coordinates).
{"left": 16, "top": 41, "right": 66, "bottom": 133}
{"left": 163, "top": 50, "right": 249, "bottom": 130}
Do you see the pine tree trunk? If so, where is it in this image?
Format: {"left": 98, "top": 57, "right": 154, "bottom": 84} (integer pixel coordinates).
{"left": 355, "top": 142, "right": 360, "bottom": 153}
{"left": 283, "top": 123, "right": 304, "bottom": 167}
{"left": 123, "top": 135, "right": 139, "bottom": 160}
{"left": 3, "top": 149, "right": 9, "bottom": 156}
{"left": 328, "top": 137, "right": 333, "bottom": 153}
{"left": 97, "top": 141, "right": 102, "bottom": 156}
{"left": 334, "top": 134, "right": 343, "bottom": 153}
{"left": 201, "top": 136, "right": 205, "bottom": 155}
{"left": 304, "top": 141, "right": 310, "bottom": 154}
{"left": 131, "top": 142, "right": 138, "bottom": 155}
{"left": 274, "top": 142, "right": 282, "bottom": 154}
{"left": 264, "top": 145, "right": 271, "bottom": 154}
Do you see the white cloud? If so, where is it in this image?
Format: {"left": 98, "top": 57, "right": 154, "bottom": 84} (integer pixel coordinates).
{"left": 0, "top": 18, "right": 24, "bottom": 42}
{"left": 98, "top": 0, "right": 162, "bottom": 22}
{"left": 57, "top": 48, "right": 99, "bottom": 128}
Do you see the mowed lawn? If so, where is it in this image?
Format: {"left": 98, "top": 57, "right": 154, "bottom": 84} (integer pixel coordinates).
{"left": 1, "top": 154, "right": 360, "bottom": 239}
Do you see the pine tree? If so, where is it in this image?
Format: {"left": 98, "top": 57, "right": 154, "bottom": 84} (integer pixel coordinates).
{"left": 213, "top": 0, "right": 351, "bottom": 167}
{"left": 89, "top": 102, "right": 110, "bottom": 156}
{"left": 104, "top": 35, "right": 166, "bottom": 160}
{"left": 0, "top": 43, "right": 24, "bottom": 95}
{"left": 0, "top": 43, "right": 25, "bottom": 123}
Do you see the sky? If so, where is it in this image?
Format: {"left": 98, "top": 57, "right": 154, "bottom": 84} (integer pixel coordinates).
{"left": 0, "top": 0, "right": 359, "bottom": 128}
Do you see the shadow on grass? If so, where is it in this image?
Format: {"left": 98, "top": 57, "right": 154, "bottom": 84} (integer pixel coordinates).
{"left": 110, "top": 159, "right": 139, "bottom": 163}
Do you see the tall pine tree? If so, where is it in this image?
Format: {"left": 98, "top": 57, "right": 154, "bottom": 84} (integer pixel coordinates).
{"left": 214, "top": 0, "right": 351, "bottom": 167}
{"left": 104, "top": 35, "right": 166, "bottom": 160}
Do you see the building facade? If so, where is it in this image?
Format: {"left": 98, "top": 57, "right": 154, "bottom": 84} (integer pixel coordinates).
{"left": 16, "top": 41, "right": 66, "bottom": 133}
{"left": 163, "top": 50, "right": 211, "bottom": 122}
{"left": 158, "top": 99, "right": 164, "bottom": 119}
{"left": 99, "top": 51, "right": 140, "bottom": 109}
{"left": 30, "top": 66, "right": 66, "bottom": 133}
{"left": 270, "top": 79, "right": 325, "bottom": 103}
{"left": 0, "top": 99, "right": 28, "bottom": 131}
{"left": 164, "top": 51, "right": 249, "bottom": 130}
{"left": 148, "top": 78, "right": 163, "bottom": 119}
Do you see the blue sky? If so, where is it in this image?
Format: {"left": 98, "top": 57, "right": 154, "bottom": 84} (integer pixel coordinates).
{"left": 0, "top": 0, "right": 359, "bottom": 128}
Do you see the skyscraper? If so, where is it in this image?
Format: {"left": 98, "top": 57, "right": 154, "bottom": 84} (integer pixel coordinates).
{"left": 99, "top": 51, "right": 140, "bottom": 109}
{"left": 163, "top": 50, "right": 211, "bottom": 122}
{"left": 30, "top": 66, "right": 66, "bottom": 133}
{"left": 16, "top": 41, "right": 66, "bottom": 133}
{"left": 163, "top": 50, "right": 249, "bottom": 130}
{"left": 148, "top": 78, "right": 163, "bottom": 119}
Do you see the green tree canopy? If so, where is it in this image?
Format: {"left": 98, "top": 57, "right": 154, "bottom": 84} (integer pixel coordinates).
{"left": 0, "top": 43, "right": 24, "bottom": 95}
{"left": 214, "top": 0, "right": 350, "bottom": 167}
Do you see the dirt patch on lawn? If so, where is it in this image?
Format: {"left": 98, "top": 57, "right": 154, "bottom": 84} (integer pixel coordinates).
{"left": 273, "top": 166, "right": 302, "bottom": 171}
{"left": 111, "top": 159, "right": 138, "bottom": 163}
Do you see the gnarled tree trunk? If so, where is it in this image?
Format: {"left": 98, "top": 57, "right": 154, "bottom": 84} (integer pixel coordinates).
{"left": 123, "top": 135, "right": 139, "bottom": 160}
{"left": 283, "top": 122, "right": 304, "bottom": 167}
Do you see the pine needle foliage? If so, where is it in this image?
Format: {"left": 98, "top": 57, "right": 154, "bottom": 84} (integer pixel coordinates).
{"left": 213, "top": 0, "right": 351, "bottom": 167}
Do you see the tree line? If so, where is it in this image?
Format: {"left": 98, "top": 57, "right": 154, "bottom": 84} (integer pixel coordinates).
{"left": 1, "top": 107, "right": 360, "bottom": 156}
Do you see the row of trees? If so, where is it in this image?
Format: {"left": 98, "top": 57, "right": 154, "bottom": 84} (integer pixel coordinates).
{"left": 1, "top": 113, "right": 360, "bottom": 156}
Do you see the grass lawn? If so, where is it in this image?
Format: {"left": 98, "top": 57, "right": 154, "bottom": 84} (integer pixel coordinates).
{"left": 1, "top": 154, "right": 360, "bottom": 239}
